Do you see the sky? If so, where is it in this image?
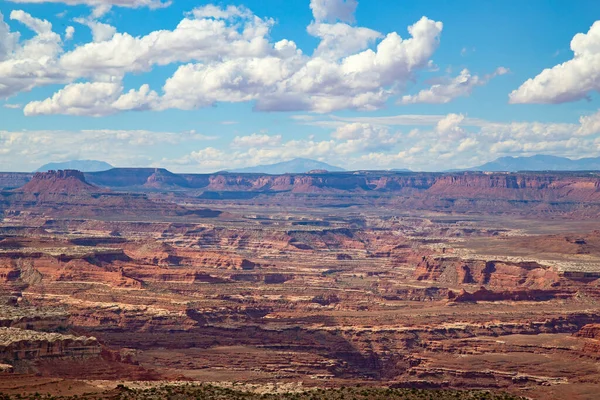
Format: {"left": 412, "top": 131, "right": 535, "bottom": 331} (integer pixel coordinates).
{"left": 1, "top": 0, "right": 600, "bottom": 172}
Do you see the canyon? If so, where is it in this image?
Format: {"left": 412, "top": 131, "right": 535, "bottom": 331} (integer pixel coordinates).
{"left": 0, "top": 169, "right": 600, "bottom": 399}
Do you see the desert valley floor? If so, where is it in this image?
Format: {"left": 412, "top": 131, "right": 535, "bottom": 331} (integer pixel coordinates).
{"left": 1, "top": 169, "right": 600, "bottom": 399}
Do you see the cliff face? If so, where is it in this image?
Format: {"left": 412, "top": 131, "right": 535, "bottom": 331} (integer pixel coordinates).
{"left": 414, "top": 256, "right": 561, "bottom": 290}
{"left": 0, "top": 168, "right": 590, "bottom": 198}
{"left": 124, "top": 172, "right": 435, "bottom": 194}
{"left": 83, "top": 169, "right": 600, "bottom": 202}
{"left": 427, "top": 174, "right": 600, "bottom": 201}
{"left": 144, "top": 169, "right": 190, "bottom": 189}
{"left": 448, "top": 287, "right": 570, "bottom": 303}
{"left": 575, "top": 324, "right": 600, "bottom": 355}
{"left": 3, "top": 169, "right": 600, "bottom": 217}
{"left": 575, "top": 324, "right": 600, "bottom": 339}
{"left": 0, "top": 328, "right": 99, "bottom": 361}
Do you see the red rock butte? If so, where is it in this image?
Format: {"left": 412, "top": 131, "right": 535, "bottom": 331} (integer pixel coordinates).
{"left": 19, "top": 170, "right": 98, "bottom": 195}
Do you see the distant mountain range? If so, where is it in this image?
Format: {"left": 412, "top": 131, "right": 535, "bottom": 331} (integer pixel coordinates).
{"left": 229, "top": 158, "right": 345, "bottom": 174}
{"left": 32, "top": 155, "right": 600, "bottom": 175}
{"left": 464, "top": 155, "right": 600, "bottom": 172}
{"left": 36, "top": 160, "right": 113, "bottom": 173}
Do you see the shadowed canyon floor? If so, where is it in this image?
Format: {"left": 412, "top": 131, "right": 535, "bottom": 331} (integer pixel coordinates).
{"left": 1, "top": 170, "right": 600, "bottom": 399}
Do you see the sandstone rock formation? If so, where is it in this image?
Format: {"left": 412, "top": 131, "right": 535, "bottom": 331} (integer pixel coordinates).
{"left": 414, "top": 256, "right": 561, "bottom": 289}
{"left": 0, "top": 328, "right": 99, "bottom": 361}
{"left": 574, "top": 324, "right": 600, "bottom": 355}
{"left": 19, "top": 170, "right": 98, "bottom": 195}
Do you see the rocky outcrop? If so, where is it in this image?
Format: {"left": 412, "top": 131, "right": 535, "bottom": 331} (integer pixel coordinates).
{"left": 186, "top": 306, "right": 272, "bottom": 326}
{"left": 575, "top": 324, "right": 600, "bottom": 339}
{"left": 144, "top": 169, "right": 190, "bottom": 189}
{"left": 448, "top": 287, "right": 571, "bottom": 303}
{"left": 0, "top": 363, "right": 13, "bottom": 372}
{"left": 122, "top": 241, "right": 259, "bottom": 271}
{"left": 0, "top": 305, "right": 69, "bottom": 331}
{"left": 574, "top": 324, "right": 600, "bottom": 355}
{"left": 229, "top": 273, "right": 292, "bottom": 284}
{"left": 0, "top": 328, "right": 99, "bottom": 362}
{"left": 414, "top": 256, "right": 561, "bottom": 289}
{"left": 0, "top": 249, "right": 141, "bottom": 289}
{"left": 0, "top": 266, "right": 20, "bottom": 283}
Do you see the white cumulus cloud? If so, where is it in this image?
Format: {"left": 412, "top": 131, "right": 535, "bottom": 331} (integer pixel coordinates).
{"left": 158, "top": 13, "right": 443, "bottom": 114}
{"left": 0, "top": 11, "right": 67, "bottom": 99}
{"left": 73, "top": 18, "right": 116, "bottom": 42}
{"left": 578, "top": 109, "right": 600, "bottom": 136}
{"left": 310, "top": 0, "right": 358, "bottom": 23}
{"left": 510, "top": 20, "right": 600, "bottom": 104}
{"left": 65, "top": 26, "right": 75, "bottom": 40}
{"left": 24, "top": 4, "right": 443, "bottom": 116}
{"left": 401, "top": 67, "right": 508, "bottom": 104}
{"left": 24, "top": 81, "right": 158, "bottom": 116}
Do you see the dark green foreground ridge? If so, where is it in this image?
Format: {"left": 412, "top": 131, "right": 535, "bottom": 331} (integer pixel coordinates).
{"left": 0, "top": 384, "right": 526, "bottom": 400}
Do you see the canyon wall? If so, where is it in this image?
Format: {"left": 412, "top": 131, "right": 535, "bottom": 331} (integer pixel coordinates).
{"left": 3, "top": 170, "right": 600, "bottom": 213}
{"left": 77, "top": 169, "right": 600, "bottom": 198}
{"left": 0, "top": 328, "right": 99, "bottom": 361}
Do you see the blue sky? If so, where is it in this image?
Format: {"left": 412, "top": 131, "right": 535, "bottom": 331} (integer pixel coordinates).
{"left": 1, "top": 0, "right": 600, "bottom": 172}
